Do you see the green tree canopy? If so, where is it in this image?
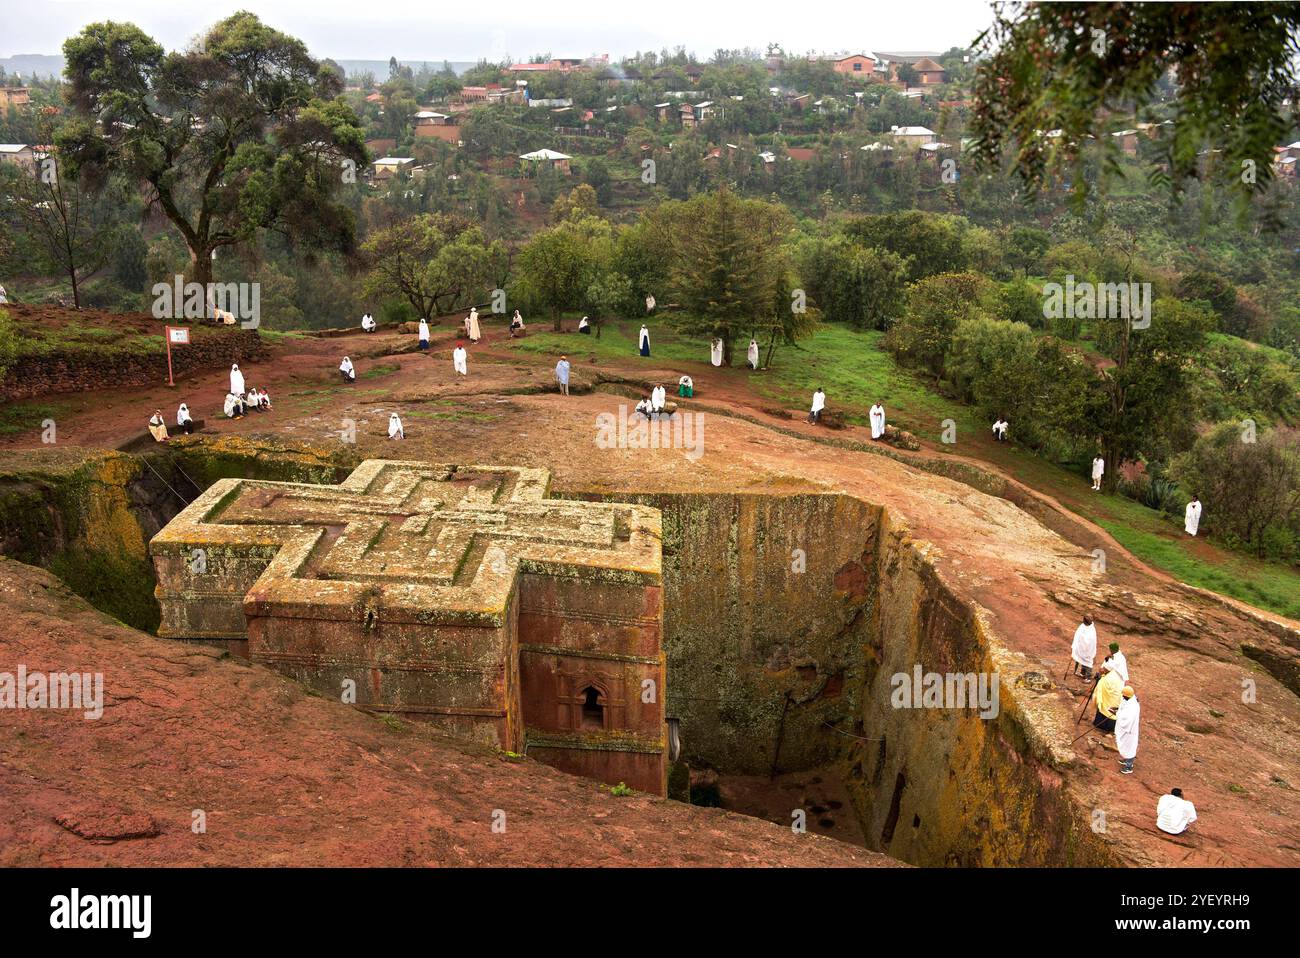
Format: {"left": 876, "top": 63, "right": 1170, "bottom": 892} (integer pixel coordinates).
{"left": 59, "top": 13, "right": 368, "bottom": 288}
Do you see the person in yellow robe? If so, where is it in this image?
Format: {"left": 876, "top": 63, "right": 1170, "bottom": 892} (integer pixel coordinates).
{"left": 1091, "top": 662, "right": 1124, "bottom": 732}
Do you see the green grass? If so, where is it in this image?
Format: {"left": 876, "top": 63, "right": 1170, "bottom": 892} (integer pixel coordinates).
{"left": 0, "top": 400, "right": 72, "bottom": 436}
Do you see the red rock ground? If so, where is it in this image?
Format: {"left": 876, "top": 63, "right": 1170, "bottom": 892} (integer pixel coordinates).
{"left": 0, "top": 560, "right": 889, "bottom": 867}
{"left": 2, "top": 313, "right": 1297, "bottom": 867}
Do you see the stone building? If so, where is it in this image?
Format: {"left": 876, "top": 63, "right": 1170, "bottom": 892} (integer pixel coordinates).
{"left": 151, "top": 460, "right": 667, "bottom": 795}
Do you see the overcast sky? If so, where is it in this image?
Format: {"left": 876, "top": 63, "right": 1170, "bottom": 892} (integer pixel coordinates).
{"left": 1, "top": 0, "right": 997, "bottom": 62}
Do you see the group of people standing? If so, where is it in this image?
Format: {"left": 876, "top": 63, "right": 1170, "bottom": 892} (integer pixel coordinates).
{"left": 1069, "top": 613, "right": 1199, "bottom": 837}
{"left": 1069, "top": 616, "right": 1141, "bottom": 773}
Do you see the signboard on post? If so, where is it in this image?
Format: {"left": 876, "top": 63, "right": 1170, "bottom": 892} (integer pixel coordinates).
{"left": 165, "top": 325, "right": 191, "bottom": 386}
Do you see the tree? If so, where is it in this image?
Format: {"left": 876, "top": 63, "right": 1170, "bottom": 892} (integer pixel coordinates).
{"left": 584, "top": 270, "right": 634, "bottom": 338}
{"left": 550, "top": 183, "right": 598, "bottom": 223}
{"left": 516, "top": 217, "right": 610, "bottom": 330}
{"left": 971, "top": 4, "right": 1300, "bottom": 210}
{"left": 1094, "top": 296, "right": 1215, "bottom": 487}
{"left": 844, "top": 211, "right": 970, "bottom": 282}
{"left": 0, "top": 151, "right": 125, "bottom": 308}
{"left": 655, "top": 186, "right": 793, "bottom": 364}
{"left": 361, "top": 213, "right": 505, "bottom": 320}
{"left": 888, "top": 272, "right": 997, "bottom": 377}
{"left": 59, "top": 14, "right": 368, "bottom": 289}
{"left": 1170, "top": 423, "right": 1300, "bottom": 558}
{"left": 946, "top": 317, "right": 1041, "bottom": 418}
{"left": 800, "top": 237, "right": 910, "bottom": 329}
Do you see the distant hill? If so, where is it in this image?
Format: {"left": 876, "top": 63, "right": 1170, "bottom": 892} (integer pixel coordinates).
{"left": 0, "top": 55, "right": 478, "bottom": 82}
{"left": 0, "top": 55, "right": 64, "bottom": 80}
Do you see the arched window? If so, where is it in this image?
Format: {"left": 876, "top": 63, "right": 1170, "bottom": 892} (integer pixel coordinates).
{"left": 580, "top": 686, "right": 604, "bottom": 730}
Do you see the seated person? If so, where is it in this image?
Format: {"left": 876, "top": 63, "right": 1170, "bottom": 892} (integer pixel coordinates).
{"left": 577, "top": 316, "right": 592, "bottom": 335}
{"left": 256, "top": 387, "right": 272, "bottom": 411}
{"left": 678, "top": 375, "right": 694, "bottom": 398}
{"left": 361, "top": 313, "right": 376, "bottom": 333}
{"left": 223, "top": 392, "right": 245, "bottom": 420}
{"left": 176, "top": 403, "right": 194, "bottom": 435}
{"left": 509, "top": 310, "right": 526, "bottom": 338}
{"left": 634, "top": 397, "right": 654, "bottom": 419}
{"left": 339, "top": 356, "right": 356, "bottom": 383}
{"left": 148, "top": 410, "right": 169, "bottom": 443}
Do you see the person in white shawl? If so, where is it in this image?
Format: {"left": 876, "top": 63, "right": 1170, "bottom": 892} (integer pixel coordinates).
{"left": 148, "top": 410, "right": 169, "bottom": 442}
{"left": 245, "top": 388, "right": 261, "bottom": 411}
{"left": 1069, "top": 615, "right": 1097, "bottom": 679}
{"left": 223, "top": 392, "right": 244, "bottom": 419}
{"left": 1091, "top": 455, "right": 1105, "bottom": 491}
{"left": 869, "top": 402, "right": 886, "bottom": 440}
{"left": 177, "top": 403, "right": 194, "bottom": 435}
{"left": 1103, "top": 642, "right": 1128, "bottom": 683}
{"left": 452, "top": 341, "right": 468, "bottom": 376}
{"left": 576, "top": 316, "right": 590, "bottom": 335}
{"left": 388, "top": 413, "right": 404, "bottom": 440}
{"left": 710, "top": 338, "right": 723, "bottom": 366}
{"left": 639, "top": 325, "right": 651, "bottom": 357}
{"left": 1115, "top": 686, "right": 1140, "bottom": 774}
{"left": 1184, "top": 496, "right": 1202, "bottom": 536}
{"left": 466, "top": 307, "right": 481, "bottom": 343}
{"left": 809, "top": 388, "right": 825, "bottom": 424}
{"left": 361, "top": 313, "right": 376, "bottom": 332}
{"left": 230, "top": 363, "right": 245, "bottom": 397}
{"left": 418, "top": 318, "right": 430, "bottom": 351}
{"left": 651, "top": 383, "right": 667, "bottom": 415}
{"left": 747, "top": 339, "right": 759, "bottom": 370}
{"left": 645, "top": 294, "right": 656, "bottom": 313}
{"left": 339, "top": 356, "right": 356, "bottom": 383}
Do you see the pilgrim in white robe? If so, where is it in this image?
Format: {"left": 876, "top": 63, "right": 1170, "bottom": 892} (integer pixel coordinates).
{"left": 1184, "top": 499, "right": 1202, "bottom": 536}
{"left": 340, "top": 357, "right": 356, "bottom": 382}
{"left": 577, "top": 316, "right": 590, "bottom": 335}
{"left": 639, "top": 326, "right": 651, "bottom": 356}
{"left": 1104, "top": 649, "right": 1129, "bottom": 683}
{"left": 809, "top": 390, "right": 826, "bottom": 423}
{"left": 1071, "top": 621, "right": 1097, "bottom": 669}
{"left": 1115, "top": 695, "right": 1140, "bottom": 762}
{"left": 747, "top": 340, "right": 759, "bottom": 370}
{"left": 418, "top": 319, "right": 430, "bottom": 350}
{"left": 223, "top": 393, "right": 242, "bottom": 418}
{"left": 452, "top": 345, "right": 468, "bottom": 376}
{"left": 651, "top": 384, "right": 667, "bottom": 413}
{"left": 1091, "top": 457, "right": 1105, "bottom": 490}
{"left": 148, "top": 413, "right": 169, "bottom": 442}
{"left": 869, "top": 403, "right": 886, "bottom": 440}
{"left": 467, "top": 308, "right": 481, "bottom": 342}
{"left": 388, "top": 413, "right": 404, "bottom": 440}
{"left": 645, "top": 295, "right": 656, "bottom": 313}
{"left": 361, "top": 314, "right": 376, "bottom": 332}
{"left": 710, "top": 339, "right": 723, "bottom": 366}
{"left": 1156, "top": 793, "right": 1197, "bottom": 835}
{"left": 177, "top": 403, "right": 194, "bottom": 434}
{"left": 230, "top": 364, "right": 245, "bottom": 396}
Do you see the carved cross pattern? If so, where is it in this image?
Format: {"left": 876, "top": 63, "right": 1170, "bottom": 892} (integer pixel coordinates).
{"left": 152, "top": 460, "right": 661, "bottom": 625}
